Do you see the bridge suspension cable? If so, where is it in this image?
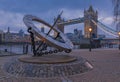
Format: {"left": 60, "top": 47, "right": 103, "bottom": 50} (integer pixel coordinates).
{"left": 56, "top": 15, "right": 118, "bottom": 37}
{"left": 92, "top": 20, "right": 118, "bottom": 37}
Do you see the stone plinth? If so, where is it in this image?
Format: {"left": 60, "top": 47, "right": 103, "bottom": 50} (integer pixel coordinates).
{"left": 3, "top": 55, "right": 93, "bottom": 78}
{"left": 19, "top": 55, "right": 76, "bottom": 64}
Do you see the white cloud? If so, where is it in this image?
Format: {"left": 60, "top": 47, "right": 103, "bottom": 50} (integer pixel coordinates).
{"left": 0, "top": 10, "right": 25, "bottom": 32}
{"left": 98, "top": 10, "right": 115, "bottom": 26}
{"left": 0, "top": 8, "right": 85, "bottom": 33}
{"left": 98, "top": 16, "right": 114, "bottom": 25}
{"left": 35, "top": 8, "right": 84, "bottom": 34}
{"left": 97, "top": 11, "right": 117, "bottom": 38}
{"left": 59, "top": 8, "right": 83, "bottom": 19}
{"left": 0, "top": 8, "right": 116, "bottom": 38}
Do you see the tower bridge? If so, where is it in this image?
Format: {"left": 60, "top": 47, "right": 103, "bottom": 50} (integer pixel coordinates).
{"left": 56, "top": 6, "right": 118, "bottom": 38}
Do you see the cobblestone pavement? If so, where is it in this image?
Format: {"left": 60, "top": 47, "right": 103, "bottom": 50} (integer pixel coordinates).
{"left": 0, "top": 48, "right": 120, "bottom": 82}
{"left": 3, "top": 56, "right": 92, "bottom": 78}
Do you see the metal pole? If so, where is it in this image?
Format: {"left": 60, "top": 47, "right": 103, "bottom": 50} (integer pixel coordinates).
{"left": 46, "top": 11, "right": 63, "bottom": 36}
{"left": 119, "top": 35, "right": 120, "bottom": 50}
{"left": 89, "top": 32, "right": 91, "bottom": 52}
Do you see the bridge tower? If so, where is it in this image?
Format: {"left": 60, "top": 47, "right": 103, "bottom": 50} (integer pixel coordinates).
{"left": 84, "top": 6, "right": 98, "bottom": 38}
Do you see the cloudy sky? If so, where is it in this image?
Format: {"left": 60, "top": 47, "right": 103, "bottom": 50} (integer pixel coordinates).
{"left": 0, "top": 0, "right": 116, "bottom": 36}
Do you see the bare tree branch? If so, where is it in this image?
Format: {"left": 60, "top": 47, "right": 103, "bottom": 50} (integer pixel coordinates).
{"left": 112, "top": 0, "right": 120, "bottom": 31}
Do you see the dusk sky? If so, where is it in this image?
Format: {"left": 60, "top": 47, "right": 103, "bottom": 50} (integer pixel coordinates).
{"left": 0, "top": 0, "right": 116, "bottom": 37}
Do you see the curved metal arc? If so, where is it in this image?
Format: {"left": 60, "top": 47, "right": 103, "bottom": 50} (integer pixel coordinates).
{"left": 23, "top": 15, "right": 73, "bottom": 50}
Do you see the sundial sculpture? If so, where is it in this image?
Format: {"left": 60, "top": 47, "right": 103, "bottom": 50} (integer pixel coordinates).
{"left": 23, "top": 11, "right": 73, "bottom": 56}
{"left": 3, "top": 12, "right": 93, "bottom": 79}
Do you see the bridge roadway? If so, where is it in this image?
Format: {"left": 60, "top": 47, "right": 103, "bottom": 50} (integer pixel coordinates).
{"left": 0, "top": 48, "right": 120, "bottom": 82}
{"left": 57, "top": 17, "right": 84, "bottom": 25}
{"left": 57, "top": 16, "right": 118, "bottom": 37}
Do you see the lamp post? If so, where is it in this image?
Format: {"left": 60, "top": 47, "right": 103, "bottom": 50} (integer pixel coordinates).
{"left": 118, "top": 32, "right": 120, "bottom": 50}
{"left": 89, "top": 28, "right": 92, "bottom": 52}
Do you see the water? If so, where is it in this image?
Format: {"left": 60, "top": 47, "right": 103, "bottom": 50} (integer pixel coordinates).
{"left": 0, "top": 44, "right": 32, "bottom": 54}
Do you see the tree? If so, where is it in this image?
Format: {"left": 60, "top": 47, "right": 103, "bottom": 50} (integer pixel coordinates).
{"left": 112, "top": 0, "right": 120, "bottom": 31}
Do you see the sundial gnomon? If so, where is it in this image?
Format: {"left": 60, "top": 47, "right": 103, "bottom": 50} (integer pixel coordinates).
{"left": 23, "top": 12, "right": 73, "bottom": 56}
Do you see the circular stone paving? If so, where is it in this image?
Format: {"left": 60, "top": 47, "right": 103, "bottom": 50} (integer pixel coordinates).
{"left": 3, "top": 55, "right": 93, "bottom": 78}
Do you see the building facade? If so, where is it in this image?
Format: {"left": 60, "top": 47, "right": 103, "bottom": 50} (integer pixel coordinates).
{"left": 0, "top": 27, "right": 32, "bottom": 54}
{"left": 0, "top": 30, "right": 4, "bottom": 42}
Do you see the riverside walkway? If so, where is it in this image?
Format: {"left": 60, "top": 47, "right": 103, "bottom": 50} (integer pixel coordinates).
{"left": 0, "top": 48, "right": 120, "bottom": 82}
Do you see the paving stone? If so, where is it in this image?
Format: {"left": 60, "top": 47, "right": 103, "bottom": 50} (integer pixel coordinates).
{"left": 3, "top": 56, "right": 92, "bottom": 78}
{"left": 0, "top": 49, "right": 120, "bottom": 82}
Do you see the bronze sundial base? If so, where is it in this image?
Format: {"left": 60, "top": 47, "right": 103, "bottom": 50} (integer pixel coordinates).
{"left": 18, "top": 55, "right": 77, "bottom": 64}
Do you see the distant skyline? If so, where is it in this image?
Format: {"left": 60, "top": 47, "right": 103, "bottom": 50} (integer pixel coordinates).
{"left": 0, "top": 0, "right": 116, "bottom": 37}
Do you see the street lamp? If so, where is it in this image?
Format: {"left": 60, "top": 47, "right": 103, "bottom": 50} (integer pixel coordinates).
{"left": 118, "top": 32, "right": 120, "bottom": 50}
{"left": 89, "top": 27, "right": 92, "bottom": 52}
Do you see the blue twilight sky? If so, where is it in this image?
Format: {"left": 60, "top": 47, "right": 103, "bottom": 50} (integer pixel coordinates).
{"left": 0, "top": 0, "right": 116, "bottom": 36}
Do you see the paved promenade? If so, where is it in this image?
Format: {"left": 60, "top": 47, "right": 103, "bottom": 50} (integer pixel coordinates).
{"left": 0, "top": 48, "right": 120, "bottom": 82}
